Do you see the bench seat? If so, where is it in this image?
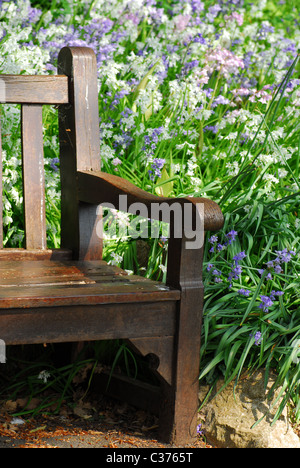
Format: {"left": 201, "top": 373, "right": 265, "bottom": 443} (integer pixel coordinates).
{"left": 0, "top": 260, "right": 179, "bottom": 346}
{"left": 0, "top": 260, "right": 180, "bottom": 308}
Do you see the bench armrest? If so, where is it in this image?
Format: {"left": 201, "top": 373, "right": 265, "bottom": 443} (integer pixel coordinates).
{"left": 77, "top": 170, "right": 224, "bottom": 232}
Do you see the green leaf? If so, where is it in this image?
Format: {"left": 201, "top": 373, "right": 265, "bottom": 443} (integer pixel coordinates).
{"left": 155, "top": 167, "right": 174, "bottom": 197}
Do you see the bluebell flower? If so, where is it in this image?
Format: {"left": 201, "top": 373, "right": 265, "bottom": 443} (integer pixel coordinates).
{"left": 250, "top": 331, "right": 262, "bottom": 346}
{"left": 211, "top": 95, "right": 230, "bottom": 107}
{"left": 258, "top": 23, "right": 275, "bottom": 40}
{"left": 270, "top": 290, "right": 284, "bottom": 300}
{"left": 275, "top": 248, "right": 296, "bottom": 263}
{"left": 233, "top": 251, "right": 247, "bottom": 264}
{"left": 183, "top": 59, "right": 199, "bottom": 74}
{"left": 148, "top": 158, "right": 166, "bottom": 181}
{"left": 50, "top": 158, "right": 59, "bottom": 172}
{"left": 204, "top": 125, "right": 218, "bottom": 134}
{"left": 212, "top": 268, "right": 222, "bottom": 282}
{"left": 194, "top": 33, "right": 206, "bottom": 44}
{"left": 191, "top": 0, "right": 205, "bottom": 14}
{"left": 225, "top": 230, "right": 238, "bottom": 244}
{"left": 259, "top": 295, "right": 274, "bottom": 312}
{"left": 238, "top": 288, "right": 250, "bottom": 297}
{"left": 197, "top": 423, "right": 203, "bottom": 436}
{"left": 228, "top": 251, "right": 246, "bottom": 287}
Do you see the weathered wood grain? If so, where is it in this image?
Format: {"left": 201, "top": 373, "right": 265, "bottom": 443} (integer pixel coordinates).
{"left": 0, "top": 301, "right": 177, "bottom": 345}
{"left": 58, "top": 47, "right": 102, "bottom": 260}
{"left": 0, "top": 260, "right": 180, "bottom": 308}
{"left": 165, "top": 234, "right": 204, "bottom": 443}
{"left": 0, "top": 75, "right": 68, "bottom": 104}
{"left": 21, "top": 104, "right": 47, "bottom": 249}
{"left": 78, "top": 170, "right": 224, "bottom": 232}
{"left": 0, "top": 248, "right": 72, "bottom": 260}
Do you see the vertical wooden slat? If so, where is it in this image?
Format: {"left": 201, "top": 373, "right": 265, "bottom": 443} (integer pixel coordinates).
{"left": 58, "top": 47, "right": 102, "bottom": 260}
{"left": 21, "top": 104, "right": 46, "bottom": 250}
{"left": 0, "top": 115, "right": 3, "bottom": 248}
{"left": 164, "top": 233, "right": 204, "bottom": 443}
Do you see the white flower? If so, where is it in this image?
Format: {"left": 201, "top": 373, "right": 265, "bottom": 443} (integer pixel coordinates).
{"left": 159, "top": 264, "right": 167, "bottom": 274}
{"left": 226, "top": 161, "right": 240, "bottom": 176}
{"left": 278, "top": 168, "right": 288, "bottom": 178}
{"left": 38, "top": 370, "right": 51, "bottom": 383}
{"left": 125, "top": 269, "right": 134, "bottom": 275}
{"left": 108, "top": 252, "right": 123, "bottom": 266}
{"left": 100, "top": 142, "right": 116, "bottom": 161}
{"left": 3, "top": 215, "right": 13, "bottom": 226}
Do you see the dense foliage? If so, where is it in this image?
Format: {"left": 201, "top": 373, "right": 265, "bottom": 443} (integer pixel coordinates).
{"left": 0, "top": 0, "right": 300, "bottom": 422}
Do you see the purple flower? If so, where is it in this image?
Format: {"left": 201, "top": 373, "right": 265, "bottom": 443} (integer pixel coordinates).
{"left": 212, "top": 269, "right": 222, "bottom": 277}
{"left": 183, "top": 59, "right": 199, "bottom": 74}
{"left": 243, "top": 51, "right": 254, "bottom": 69}
{"left": 226, "top": 230, "right": 238, "bottom": 244}
{"left": 143, "top": 127, "right": 164, "bottom": 156}
{"left": 259, "top": 295, "right": 274, "bottom": 312}
{"left": 238, "top": 288, "right": 250, "bottom": 297}
{"left": 148, "top": 158, "right": 166, "bottom": 181}
{"left": 275, "top": 248, "right": 296, "bottom": 263}
{"left": 191, "top": 0, "right": 205, "bottom": 14}
{"left": 233, "top": 251, "right": 247, "bottom": 264}
{"left": 204, "top": 125, "right": 218, "bottom": 134}
{"left": 208, "top": 235, "right": 218, "bottom": 244}
{"left": 207, "top": 264, "right": 223, "bottom": 283}
{"left": 211, "top": 95, "right": 230, "bottom": 107}
{"left": 50, "top": 158, "right": 59, "bottom": 172}
{"left": 214, "top": 277, "right": 222, "bottom": 283}
{"left": 232, "top": 264, "right": 242, "bottom": 278}
{"left": 112, "top": 157, "right": 122, "bottom": 167}
{"left": 259, "top": 249, "right": 295, "bottom": 279}
{"left": 194, "top": 33, "right": 206, "bottom": 44}
{"left": 207, "top": 4, "right": 222, "bottom": 18}
{"left": 228, "top": 251, "right": 246, "bottom": 287}
{"left": 250, "top": 331, "right": 262, "bottom": 346}
{"left": 270, "top": 290, "right": 284, "bottom": 300}
{"left": 258, "top": 23, "right": 275, "bottom": 40}
{"left": 197, "top": 423, "right": 203, "bottom": 436}
{"left": 110, "top": 89, "right": 130, "bottom": 108}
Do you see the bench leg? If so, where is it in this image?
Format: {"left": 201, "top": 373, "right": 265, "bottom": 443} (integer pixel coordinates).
{"left": 130, "top": 292, "right": 202, "bottom": 445}
{"left": 163, "top": 235, "right": 204, "bottom": 444}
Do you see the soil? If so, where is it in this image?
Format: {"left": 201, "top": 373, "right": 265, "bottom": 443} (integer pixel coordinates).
{"left": 0, "top": 393, "right": 213, "bottom": 449}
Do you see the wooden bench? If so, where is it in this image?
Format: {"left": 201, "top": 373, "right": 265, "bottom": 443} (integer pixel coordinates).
{"left": 0, "top": 47, "right": 223, "bottom": 444}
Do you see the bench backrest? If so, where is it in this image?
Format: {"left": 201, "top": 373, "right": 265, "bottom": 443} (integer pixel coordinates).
{"left": 0, "top": 47, "right": 102, "bottom": 260}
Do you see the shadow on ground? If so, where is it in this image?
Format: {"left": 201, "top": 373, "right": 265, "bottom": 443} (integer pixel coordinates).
{"left": 0, "top": 394, "right": 211, "bottom": 448}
